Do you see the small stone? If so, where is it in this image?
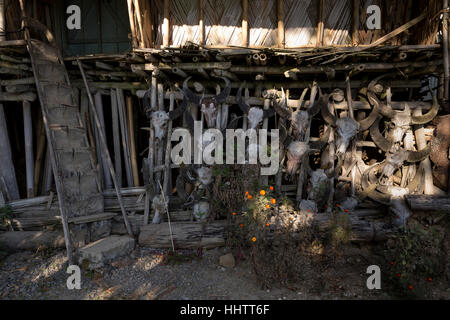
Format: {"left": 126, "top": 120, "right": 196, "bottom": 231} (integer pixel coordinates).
{"left": 219, "top": 253, "right": 235, "bottom": 268}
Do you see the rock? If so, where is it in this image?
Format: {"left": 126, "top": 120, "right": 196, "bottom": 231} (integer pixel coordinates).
{"left": 219, "top": 253, "right": 235, "bottom": 268}
{"left": 78, "top": 235, "right": 135, "bottom": 269}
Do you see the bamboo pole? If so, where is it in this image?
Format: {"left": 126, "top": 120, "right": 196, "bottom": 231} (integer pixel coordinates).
{"left": 0, "top": 0, "right": 5, "bottom": 42}
{"left": 316, "top": 0, "right": 324, "bottom": 47}
{"left": 77, "top": 59, "right": 133, "bottom": 236}
{"left": 127, "top": 95, "right": 139, "bottom": 186}
{"left": 443, "top": 0, "right": 449, "bottom": 111}
{"left": 111, "top": 89, "right": 122, "bottom": 188}
{"left": 42, "top": 145, "right": 53, "bottom": 195}
{"left": 163, "top": 92, "right": 174, "bottom": 196}
{"left": 94, "top": 91, "right": 112, "bottom": 189}
{"left": 155, "top": 83, "right": 165, "bottom": 193}
{"left": 346, "top": 76, "right": 356, "bottom": 196}
{"left": 352, "top": 0, "right": 359, "bottom": 45}
{"left": 199, "top": 0, "right": 204, "bottom": 45}
{"left": 133, "top": 0, "right": 145, "bottom": 48}
{"left": 23, "top": 101, "right": 34, "bottom": 198}
{"left": 117, "top": 89, "right": 134, "bottom": 187}
{"left": 127, "top": 0, "right": 138, "bottom": 48}
{"left": 163, "top": 0, "right": 170, "bottom": 48}
{"left": 242, "top": 0, "right": 248, "bottom": 47}
{"left": 277, "top": 0, "right": 285, "bottom": 48}
{"left": 34, "top": 114, "right": 46, "bottom": 195}
{"left": 141, "top": 0, "right": 153, "bottom": 47}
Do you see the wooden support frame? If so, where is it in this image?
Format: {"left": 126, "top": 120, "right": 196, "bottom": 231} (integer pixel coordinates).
{"left": 242, "top": 0, "right": 248, "bottom": 47}
{"left": 199, "top": 0, "right": 204, "bottom": 45}
{"left": 277, "top": 0, "right": 285, "bottom": 48}
{"left": 352, "top": 0, "right": 359, "bottom": 46}
{"left": 127, "top": 0, "right": 139, "bottom": 48}
{"left": 23, "top": 101, "right": 34, "bottom": 198}
{"left": 162, "top": 0, "right": 170, "bottom": 48}
{"left": 316, "top": 0, "right": 324, "bottom": 47}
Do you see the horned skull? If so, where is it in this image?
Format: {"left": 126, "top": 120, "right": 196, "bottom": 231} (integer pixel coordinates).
{"left": 193, "top": 201, "right": 210, "bottom": 221}
{"left": 335, "top": 117, "right": 360, "bottom": 156}
{"left": 183, "top": 76, "right": 231, "bottom": 128}
{"left": 151, "top": 111, "right": 170, "bottom": 140}
{"left": 286, "top": 141, "right": 310, "bottom": 176}
{"left": 196, "top": 166, "right": 213, "bottom": 187}
{"left": 151, "top": 195, "right": 166, "bottom": 224}
{"left": 237, "top": 84, "right": 275, "bottom": 129}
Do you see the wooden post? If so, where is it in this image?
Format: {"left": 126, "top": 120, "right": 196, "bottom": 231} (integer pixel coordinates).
{"left": 199, "top": 0, "right": 204, "bottom": 45}
{"left": 352, "top": 0, "right": 359, "bottom": 45}
{"left": 111, "top": 89, "right": 122, "bottom": 188}
{"left": 0, "top": 103, "right": 20, "bottom": 200}
{"left": 141, "top": 0, "right": 153, "bottom": 47}
{"left": 163, "top": 0, "right": 170, "bottom": 48}
{"left": 127, "top": 95, "right": 140, "bottom": 186}
{"left": 127, "top": 0, "right": 138, "bottom": 48}
{"left": 155, "top": 83, "right": 165, "bottom": 193}
{"left": 34, "top": 114, "right": 46, "bottom": 196}
{"left": 42, "top": 145, "right": 53, "bottom": 195}
{"left": 346, "top": 76, "right": 356, "bottom": 196}
{"left": 277, "top": 0, "right": 285, "bottom": 48}
{"left": 242, "top": 0, "right": 248, "bottom": 47}
{"left": 163, "top": 92, "right": 175, "bottom": 196}
{"left": 316, "top": 0, "right": 324, "bottom": 47}
{"left": 23, "top": 101, "right": 34, "bottom": 198}
{"left": 443, "top": 0, "right": 449, "bottom": 111}
{"left": 77, "top": 60, "right": 133, "bottom": 236}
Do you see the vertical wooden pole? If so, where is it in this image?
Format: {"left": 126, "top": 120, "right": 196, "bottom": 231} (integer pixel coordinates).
{"left": 23, "top": 101, "right": 34, "bottom": 198}
{"left": 163, "top": 92, "right": 174, "bottom": 196}
{"left": 95, "top": 91, "right": 112, "bottom": 189}
{"left": 155, "top": 83, "right": 165, "bottom": 193}
{"left": 34, "top": 110, "right": 46, "bottom": 196}
{"left": 141, "top": 0, "right": 153, "bottom": 47}
{"left": 316, "top": 0, "right": 324, "bottom": 47}
{"left": 133, "top": 0, "right": 145, "bottom": 48}
{"left": 352, "top": 0, "right": 359, "bottom": 45}
{"left": 127, "top": 95, "right": 140, "bottom": 186}
{"left": 443, "top": 0, "right": 449, "bottom": 111}
{"left": 111, "top": 89, "right": 122, "bottom": 188}
{"left": 0, "top": 103, "right": 19, "bottom": 200}
{"left": 117, "top": 89, "right": 134, "bottom": 187}
{"left": 163, "top": 0, "right": 170, "bottom": 48}
{"left": 127, "top": 0, "right": 138, "bottom": 48}
{"left": 199, "top": 0, "right": 204, "bottom": 45}
{"left": 0, "top": 0, "right": 5, "bottom": 41}
{"left": 42, "top": 145, "right": 53, "bottom": 195}
{"left": 277, "top": 0, "right": 285, "bottom": 48}
{"left": 242, "top": 0, "right": 248, "bottom": 47}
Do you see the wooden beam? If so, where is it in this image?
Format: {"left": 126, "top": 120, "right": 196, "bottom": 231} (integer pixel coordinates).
{"left": 133, "top": 0, "right": 145, "bottom": 48}
{"left": 23, "top": 101, "right": 34, "bottom": 198}
{"left": 277, "top": 0, "right": 285, "bottom": 48}
{"left": 443, "top": 0, "right": 450, "bottom": 111}
{"left": 316, "top": 0, "right": 324, "bottom": 47}
{"left": 127, "top": 0, "right": 138, "bottom": 48}
{"left": 199, "top": 0, "right": 204, "bottom": 45}
{"left": 127, "top": 95, "right": 140, "bottom": 186}
{"left": 242, "top": 0, "right": 248, "bottom": 47}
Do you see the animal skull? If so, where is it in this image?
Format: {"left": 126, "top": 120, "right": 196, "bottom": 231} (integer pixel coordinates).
{"left": 247, "top": 107, "right": 264, "bottom": 129}
{"left": 335, "top": 117, "right": 360, "bottom": 156}
{"left": 151, "top": 195, "right": 166, "bottom": 224}
{"left": 308, "top": 169, "right": 331, "bottom": 209}
{"left": 379, "top": 148, "right": 409, "bottom": 185}
{"left": 389, "top": 187, "right": 411, "bottom": 228}
{"left": 200, "top": 99, "right": 218, "bottom": 128}
{"left": 193, "top": 201, "right": 210, "bottom": 221}
{"left": 196, "top": 166, "right": 213, "bottom": 187}
{"left": 151, "top": 111, "right": 170, "bottom": 140}
{"left": 286, "top": 141, "right": 310, "bottom": 176}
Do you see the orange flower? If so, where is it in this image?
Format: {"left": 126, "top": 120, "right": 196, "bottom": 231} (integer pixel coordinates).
{"left": 269, "top": 186, "right": 274, "bottom": 191}
{"left": 260, "top": 190, "right": 266, "bottom": 196}
{"left": 266, "top": 223, "right": 270, "bottom": 227}
{"left": 389, "top": 261, "right": 395, "bottom": 266}
{"left": 408, "top": 285, "right": 414, "bottom": 290}
{"left": 248, "top": 195, "right": 253, "bottom": 200}
{"left": 265, "top": 205, "right": 270, "bottom": 209}
{"left": 245, "top": 191, "right": 249, "bottom": 195}
{"left": 345, "top": 209, "right": 349, "bottom": 213}
{"left": 290, "top": 217, "right": 294, "bottom": 221}
{"left": 336, "top": 204, "right": 340, "bottom": 208}
{"left": 240, "top": 224, "right": 244, "bottom": 228}
{"left": 251, "top": 237, "right": 256, "bottom": 242}
{"left": 427, "top": 277, "right": 432, "bottom": 282}
{"left": 232, "top": 212, "right": 237, "bottom": 216}
{"left": 271, "top": 198, "right": 276, "bottom": 204}
{"left": 307, "top": 209, "right": 311, "bottom": 213}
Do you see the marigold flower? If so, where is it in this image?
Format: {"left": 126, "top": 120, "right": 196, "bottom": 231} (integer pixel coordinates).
{"left": 260, "top": 190, "right": 266, "bottom": 196}
{"left": 245, "top": 191, "right": 249, "bottom": 195}
{"left": 240, "top": 224, "right": 244, "bottom": 228}
{"left": 251, "top": 237, "right": 256, "bottom": 242}
{"left": 345, "top": 209, "right": 349, "bottom": 213}
{"left": 269, "top": 186, "right": 274, "bottom": 191}
{"left": 336, "top": 203, "right": 340, "bottom": 208}
{"left": 266, "top": 223, "right": 270, "bottom": 227}
{"left": 408, "top": 285, "right": 414, "bottom": 290}
{"left": 265, "top": 205, "right": 270, "bottom": 209}
{"left": 248, "top": 195, "right": 253, "bottom": 200}
{"left": 427, "top": 277, "right": 432, "bottom": 282}
{"left": 271, "top": 198, "right": 276, "bottom": 204}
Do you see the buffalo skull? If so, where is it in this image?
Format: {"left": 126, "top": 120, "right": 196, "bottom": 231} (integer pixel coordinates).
{"left": 237, "top": 84, "right": 275, "bottom": 129}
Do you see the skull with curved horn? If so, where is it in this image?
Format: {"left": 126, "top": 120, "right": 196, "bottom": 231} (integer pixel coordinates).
{"left": 237, "top": 84, "right": 275, "bottom": 129}
{"left": 272, "top": 88, "right": 324, "bottom": 141}
{"left": 143, "top": 90, "right": 188, "bottom": 140}
{"left": 321, "top": 89, "right": 379, "bottom": 156}
{"left": 183, "top": 76, "right": 231, "bottom": 128}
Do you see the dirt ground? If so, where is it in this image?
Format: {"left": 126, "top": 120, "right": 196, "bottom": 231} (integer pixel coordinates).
{"left": 0, "top": 245, "right": 448, "bottom": 300}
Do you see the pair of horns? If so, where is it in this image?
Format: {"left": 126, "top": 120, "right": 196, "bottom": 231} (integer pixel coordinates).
{"left": 237, "top": 83, "right": 275, "bottom": 118}
{"left": 183, "top": 76, "right": 231, "bottom": 105}
{"left": 143, "top": 89, "right": 188, "bottom": 121}
{"left": 272, "top": 88, "right": 323, "bottom": 120}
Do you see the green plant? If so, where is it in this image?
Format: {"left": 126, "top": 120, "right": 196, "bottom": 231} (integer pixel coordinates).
{"left": 328, "top": 213, "right": 352, "bottom": 248}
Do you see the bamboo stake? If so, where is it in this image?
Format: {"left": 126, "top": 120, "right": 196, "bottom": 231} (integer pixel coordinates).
{"left": 0, "top": 0, "right": 5, "bottom": 42}
{"left": 141, "top": 0, "right": 153, "bottom": 47}
{"left": 277, "top": 0, "right": 285, "bottom": 48}
{"left": 163, "top": 92, "right": 174, "bottom": 196}
{"left": 242, "top": 0, "right": 248, "bottom": 47}
{"left": 22, "top": 101, "right": 34, "bottom": 198}
{"left": 77, "top": 59, "right": 133, "bottom": 236}
{"left": 316, "top": 0, "right": 324, "bottom": 47}
{"left": 117, "top": 89, "right": 134, "bottom": 187}
{"left": 199, "top": 0, "right": 204, "bottom": 45}
{"left": 95, "top": 92, "right": 112, "bottom": 189}
{"left": 111, "top": 89, "right": 122, "bottom": 188}
{"left": 352, "top": 0, "right": 359, "bottom": 45}
{"left": 34, "top": 113, "right": 46, "bottom": 196}
{"left": 155, "top": 83, "right": 165, "bottom": 193}
{"left": 127, "top": 0, "right": 138, "bottom": 48}
{"left": 42, "top": 145, "right": 53, "bottom": 195}
{"left": 133, "top": 0, "right": 145, "bottom": 48}
{"left": 127, "top": 95, "right": 139, "bottom": 186}
{"left": 163, "top": 0, "right": 170, "bottom": 48}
